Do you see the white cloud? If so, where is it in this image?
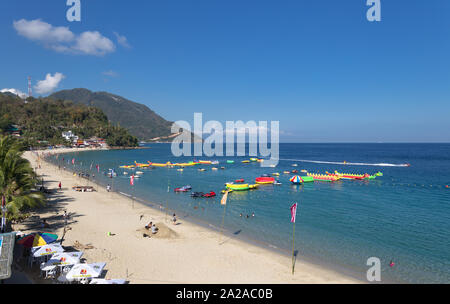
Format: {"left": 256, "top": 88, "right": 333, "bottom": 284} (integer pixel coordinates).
{"left": 113, "top": 32, "right": 131, "bottom": 48}
{"left": 102, "top": 70, "right": 119, "bottom": 78}
{"left": 34, "top": 73, "right": 65, "bottom": 95}
{"left": 0, "top": 88, "right": 27, "bottom": 99}
{"left": 13, "top": 19, "right": 115, "bottom": 56}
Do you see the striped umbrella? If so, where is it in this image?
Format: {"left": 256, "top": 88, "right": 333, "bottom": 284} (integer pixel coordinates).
{"left": 290, "top": 176, "right": 303, "bottom": 184}
{"left": 17, "top": 232, "right": 58, "bottom": 248}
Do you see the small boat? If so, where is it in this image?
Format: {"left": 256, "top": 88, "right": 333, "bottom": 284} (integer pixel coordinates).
{"left": 191, "top": 192, "right": 204, "bottom": 198}
{"left": 255, "top": 177, "right": 276, "bottom": 184}
{"left": 274, "top": 181, "right": 282, "bottom": 185}
{"left": 301, "top": 170, "right": 308, "bottom": 173}
{"left": 242, "top": 160, "right": 250, "bottom": 164}
{"left": 174, "top": 185, "right": 192, "bottom": 192}
{"left": 211, "top": 161, "right": 220, "bottom": 165}
{"left": 227, "top": 160, "right": 235, "bottom": 164}
{"left": 136, "top": 171, "right": 144, "bottom": 175}
{"left": 212, "top": 167, "right": 218, "bottom": 171}
{"left": 235, "top": 179, "right": 245, "bottom": 183}
{"left": 292, "top": 164, "right": 298, "bottom": 167}
{"left": 177, "top": 169, "right": 184, "bottom": 172}
{"left": 124, "top": 172, "right": 129, "bottom": 175}
{"left": 283, "top": 171, "right": 291, "bottom": 174}
{"left": 220, "top": 167, "right": 226, "bottom": 170}
{"left": 250, "top": 158, "right": 258, "bottom": 162}
{"left": 257, "top": 159, "right": 264, "bottom": 163}
{"left": 292, "top": 170, "right": 299, "bottom": 174}
{"left": 198, "top": 168, "right": 206, "bottom": 172}
{"left": 272, "top": 173, "right": 280, "bottom": 176}
{"left": 203, "top": 191, "right": 217, "bottom": 198}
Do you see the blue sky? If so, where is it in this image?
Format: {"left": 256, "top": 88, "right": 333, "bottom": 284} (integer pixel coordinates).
{"left": 0, "top": 0, "right": 449, "bottom": 142}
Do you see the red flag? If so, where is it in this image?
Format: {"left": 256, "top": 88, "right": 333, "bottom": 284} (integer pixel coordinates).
{"left": 290, "top": 203, "right": 298, "bottom": 223}
{"left": 130, "top": 175, "right": 135, "bottom": 186}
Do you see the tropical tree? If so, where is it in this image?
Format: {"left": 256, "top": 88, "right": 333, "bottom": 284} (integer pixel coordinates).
{"left": 0, "top": 136, "right": 45, "bottom": 222}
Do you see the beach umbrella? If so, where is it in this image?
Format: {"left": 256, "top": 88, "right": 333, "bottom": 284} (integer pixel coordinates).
{"left": 41, "top": 252, "right": 83, "bottom": 268}
{"left": 17, "top": 232, "right": 58, "bottom": 248}
{"left": 89, "top": 279, "right": 127, "bottom": 284}
{"left": 32, "top": 243, "right": 64, "bottom": 258}
{"left": 290, "top": 176, "right": 303, "bottom": 184}
{"left": 65, "top": 262, "right": 106, "bottom": 280}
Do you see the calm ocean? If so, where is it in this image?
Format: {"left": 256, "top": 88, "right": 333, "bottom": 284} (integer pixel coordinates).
{"left": 48, "top": 143, "right": 450, "bottom": 283}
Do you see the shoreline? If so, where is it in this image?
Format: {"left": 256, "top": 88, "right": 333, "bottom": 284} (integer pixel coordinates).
{"left": 15, "top": 147, "right": 363, "bottom": 284}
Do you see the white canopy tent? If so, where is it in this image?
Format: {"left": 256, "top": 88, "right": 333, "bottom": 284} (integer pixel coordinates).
{"left": 32, "top": 243, "right": 64, "bottom": 258}
{"left": 89, "top": 279, "right": 127, "bottom": 284}
{"left": 41, "top": 252, "right": 83, "bottom": 268}
{"left": 65, "top": 262, "right": 106, "bottom": 280}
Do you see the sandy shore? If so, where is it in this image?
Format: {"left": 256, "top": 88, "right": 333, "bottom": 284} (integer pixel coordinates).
{"left": 14, "top": 148, "right": 362, "bottom": 284}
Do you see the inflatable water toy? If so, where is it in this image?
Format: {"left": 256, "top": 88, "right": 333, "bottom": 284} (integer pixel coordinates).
{"left": 136, "top": 171, "right": 144, "bottom": 175}
{"left": 135, "top": 161, "right": 151, "bottom": 168}
{"left": 235, "top": 179, "right": 245, "bottom": 183}
{"left": 250, "top": 158, "right": 258, "bottom": 162}
{"left": 272, "top": 173, "right": 280, "bottom": 176}
{"left": 307, "top": 173, "right": 340, "bottom": 182}
{"left": 292, "top": 170, "right": 298, "bottom": 174}
{"left": 199, "top": 161, "right": 212, "bottom": 165}
{"left": 120, "top": 165, "right": 136, "bottom": 169}
{"left": 226, "top": 183, "right": 250, "bottom": 191}
{"left": 284, "top": 171, "right": 291, "bottom": 174}
{"left": 174, "top": 162, "right": 197, "bottom": 167}
{"left": 151, "top": 162, "right": 173, "bottom": 167}
{"left": 290, "top": 176, "right": 314, "bottom": 184}
{"left": 212, "top": 167, "right": 218, "bottom": 171}
{"left": 211, "top": 161, "right": 220, "bottom": 165}
{"left": 327, "top": 171, "right": 382, "bottom": 180}
{"left": 221, "top": 189, "right": 233, "bottom": 194}
{"left": 227, "top": 160, "right": 235, "bottom": 164}
{"left": 242, "top": 160, "right": 250, "bottom": 163}
{"left": 249, "top": 184, "right": 259, "bottom": 189}
{"left": 255, "top": 177, "right": 276, "bottom": 184}
{"left": 274, "top": 181, "right": 282, "bottom": 185}
{"left": 257, "top": 159, "right": 264, "bottom": 163}
{"left": 177, "top": 169, "right": 184, "bottom": 172}
{"left": 301, "top": 170, "right": 308, "bottom": 173}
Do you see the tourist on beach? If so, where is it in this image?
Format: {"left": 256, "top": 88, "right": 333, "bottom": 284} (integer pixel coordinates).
{"left": 151, "top": 224, "right": 158, "bottom": 234}
{"left": 106, "top": 184, "right": 111, "bottom": 192}
{"left": 390, "top": 261, "right": 395, "bottom": 268}
{"left": 59, "top": 182, "right": 62, "bottom": 190}
{"left": 41, "top": 219, "right": 50, "bottom": 229}
{"left": 145, "top": 222, "right": 153, "bottom": 230}
{"left": 172, "top": 213, "right": 177, "bottom": 225}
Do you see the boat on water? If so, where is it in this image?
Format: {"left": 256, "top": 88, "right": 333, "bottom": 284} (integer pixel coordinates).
{"left": 307, "top": 173, "right": 340, "bottom": 182}
{"left": 227, "top": 160, "right": 235, "bottom": 164}
{"left": 272, "top": 173, "right": 280, "bottom": 176}
{"left": 198, "top": 168, "right": 206, "bottom": 172}
{"left": 250, "top": 158, "right": 258, "bottom": 162}
{"left": 191, "top": 192, "right": 204, "bottom": 198}
{"left": 174, "top": 185, "right": 192, "bottom": 192}
{"left": 136, "top": 171, "right": 144, "bottom": 175}
{"left": 242, "top": 160, "right": 250, "bottom": 164}
{"left": 255, "top": 177, "right": 276, "bottom": 184}
{"left": 203, "top": 191, "right": 217, "bottom": 198}
{"left": 211, "top": 161, "right": 220, "bottom": 165}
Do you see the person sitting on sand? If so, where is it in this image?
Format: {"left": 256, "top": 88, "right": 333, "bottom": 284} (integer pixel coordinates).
{"left": 151, "top": 224, "right": 158, "bottom": 234}
{"left": 145, "top": 222, "right": 153, "bottom": 230}
{"left": 41, "top": 219, "right": 50, "bottom": 229}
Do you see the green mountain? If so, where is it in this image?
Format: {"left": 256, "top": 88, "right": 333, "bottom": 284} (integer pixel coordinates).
{"left": 49, "top": 89, "right": 174, "bottom": 141}
{"left": 0, "top": 93, "right": 138, "bottom": 147}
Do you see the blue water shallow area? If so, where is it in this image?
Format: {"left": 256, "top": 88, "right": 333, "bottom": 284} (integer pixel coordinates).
{"left": 48, "top": 143, "right": 450, "bottom": 283}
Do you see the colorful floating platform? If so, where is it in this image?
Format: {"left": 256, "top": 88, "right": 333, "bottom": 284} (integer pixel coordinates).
{"left": 307, "top": 173, "right": 340, "bottom": 182}
{"left": 255, "top": 177, "right": 276, "bottom": 184}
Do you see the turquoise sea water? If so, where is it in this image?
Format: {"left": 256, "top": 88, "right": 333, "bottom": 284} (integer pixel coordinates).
{"left": 47, "top": 143, "right": 450, "bottom": 283}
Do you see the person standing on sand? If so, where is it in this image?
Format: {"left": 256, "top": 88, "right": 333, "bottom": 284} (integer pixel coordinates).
{"left": 59, "top": 182, "right": 62, "bottom": 191}
{"left": 172, "top": 213, "right": 177, "bottom": 225}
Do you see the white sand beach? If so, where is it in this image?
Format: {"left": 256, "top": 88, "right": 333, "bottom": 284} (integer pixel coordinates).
{"left": 13, "top": 148, "right": 362, "bottom": 284}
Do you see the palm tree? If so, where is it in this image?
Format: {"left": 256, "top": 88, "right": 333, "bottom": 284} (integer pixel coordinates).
{"left": 0, "top": 136, "right": 45, "bottom": 224}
